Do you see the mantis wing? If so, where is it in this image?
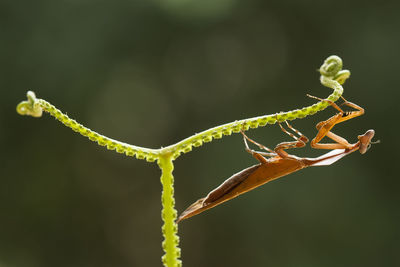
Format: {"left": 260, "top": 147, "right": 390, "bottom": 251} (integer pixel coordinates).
{"left": 203, "top": 164, "right": 261, "bottom": 205}
{"left": 308, "top": 147, "right": 357, "bottom": 166}
{"left": 177, "top": 164, "right": 260, "bottom": 222}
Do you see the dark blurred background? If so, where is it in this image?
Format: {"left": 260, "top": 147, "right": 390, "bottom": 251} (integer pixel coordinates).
{"left": 1, "top": 0, "right": 399, "bottom": 266}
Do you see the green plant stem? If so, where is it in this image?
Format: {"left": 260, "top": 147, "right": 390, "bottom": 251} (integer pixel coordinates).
{"left": 16, "top": 55, "right": 350, "bottom": 267}
{"left": 159, "top": 154, "right": 181, "bottom": 267}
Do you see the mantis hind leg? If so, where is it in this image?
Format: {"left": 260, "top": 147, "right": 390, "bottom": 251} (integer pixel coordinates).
{"left": 278, "top": 121, "right": 309, "bottom": 146}
{"left": 240, "top": 130, "right": 274, "bottom": 153}
{"left": 240, "top": 130, "right": 275, "bottom": 164}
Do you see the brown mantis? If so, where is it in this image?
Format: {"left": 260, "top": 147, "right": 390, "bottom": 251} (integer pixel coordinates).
{"left": 177, "top": 96, "right": 376, "bottom": 222}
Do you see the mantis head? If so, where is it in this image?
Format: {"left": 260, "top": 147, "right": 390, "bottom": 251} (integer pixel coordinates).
{"left": 358, "top": 129, "right": 376, "bottom": 154}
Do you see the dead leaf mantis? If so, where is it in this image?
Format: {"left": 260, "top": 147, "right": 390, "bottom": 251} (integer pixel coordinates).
{"left": 177, "top": 96, "right": 376, "bottom": 222}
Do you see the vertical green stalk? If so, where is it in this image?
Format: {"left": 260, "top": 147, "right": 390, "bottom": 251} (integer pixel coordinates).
{"left": 159, "top": 153, "right": 181, "bottom": 267}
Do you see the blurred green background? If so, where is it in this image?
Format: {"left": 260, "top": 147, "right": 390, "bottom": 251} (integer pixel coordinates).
{"left": 1, "top": 0, "right": 399, "bottom": 266}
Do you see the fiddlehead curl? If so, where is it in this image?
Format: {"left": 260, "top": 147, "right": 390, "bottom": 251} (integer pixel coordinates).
{"left": 16, "top": 91, "right": 43, "bottom": 117}
{"left": 319, "top": 55, "right": 351, "bottom": 86}
{"left": 319, "top": 55, "right": 343, "bottom": 77}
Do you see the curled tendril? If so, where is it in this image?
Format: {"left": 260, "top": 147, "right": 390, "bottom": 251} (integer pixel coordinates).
{"left": 16, "top": 91, "right": 43, "bottom": 117}
{"left": 319, "top": 55, "right": 343, "bottom": 78}
{"left": 334, "top": 70, "right": 351, "bottom": 85}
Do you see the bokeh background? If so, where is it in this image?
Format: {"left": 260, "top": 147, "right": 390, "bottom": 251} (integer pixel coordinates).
{"left": 1, "top": 1, "right": 399, "bottom": 266}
